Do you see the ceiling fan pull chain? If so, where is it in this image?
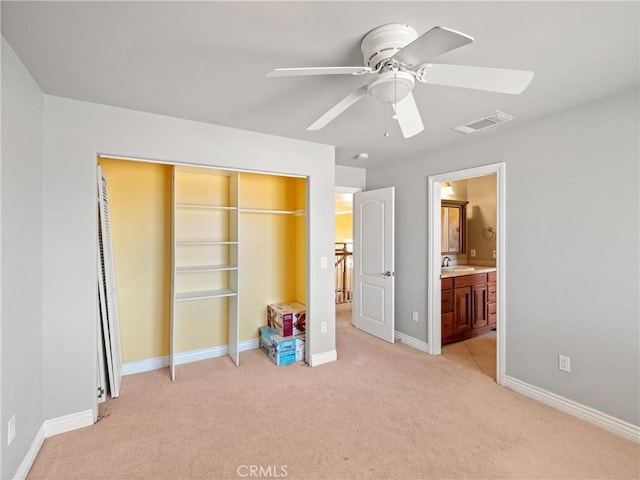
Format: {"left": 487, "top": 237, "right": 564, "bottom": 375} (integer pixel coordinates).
{"left": 384, "top": 103, "right": 389, "bottom": 137}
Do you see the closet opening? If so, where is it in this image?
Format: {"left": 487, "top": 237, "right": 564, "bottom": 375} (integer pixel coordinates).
{"left": 96, "top": 155, "right": 308, "bottom": 397}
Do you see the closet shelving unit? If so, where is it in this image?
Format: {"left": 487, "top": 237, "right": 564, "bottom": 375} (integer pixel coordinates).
{"left": 171, "top": 167, "right": 239, "bottom": 380}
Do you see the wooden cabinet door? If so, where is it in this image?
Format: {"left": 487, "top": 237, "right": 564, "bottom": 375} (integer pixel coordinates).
{"left": 453, "top": 287, "right": 472, "bottom": 334}
{"left": 472, "top": 284, "right": 488, "bottom": 329}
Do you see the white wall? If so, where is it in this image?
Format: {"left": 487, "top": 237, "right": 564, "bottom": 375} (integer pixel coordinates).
{"left": 336, "top": 165, "right": 365, "bottom": 190}
{"left": 1, "top": 37, "right": 45, "bottom": 479}
{"left": 366, "top": 90, "right": 640, "bottom": 426}
{"left": 42, "top": 96, "right": 336, "bottom": 421}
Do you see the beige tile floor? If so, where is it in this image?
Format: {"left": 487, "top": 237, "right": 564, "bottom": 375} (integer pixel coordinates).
{"left": 441, "top": 330, "right": 497, "bottom": 380}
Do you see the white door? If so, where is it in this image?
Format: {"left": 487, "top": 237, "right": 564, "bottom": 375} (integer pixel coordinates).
{"left": 98, "top": 167, "right": 123, "bottom": 397}
{"left": 96, "top": 300, "right": 107, "bottom": 403}
{"left": 353, "top": 187, "right": 395, "bottom": 342}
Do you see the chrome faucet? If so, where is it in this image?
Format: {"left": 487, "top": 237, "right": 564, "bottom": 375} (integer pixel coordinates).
{"left": 441, "top": 256, "right": 451, "bottom": 267}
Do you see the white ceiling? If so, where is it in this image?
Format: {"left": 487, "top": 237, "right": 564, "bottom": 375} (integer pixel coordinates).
{"left": 2, "top": 1, "right": 638, "bottom": 168}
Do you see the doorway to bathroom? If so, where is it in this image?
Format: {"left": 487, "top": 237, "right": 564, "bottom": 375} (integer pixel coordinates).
{"left": 426, "top": 163, "right": 506, "bottom": 384}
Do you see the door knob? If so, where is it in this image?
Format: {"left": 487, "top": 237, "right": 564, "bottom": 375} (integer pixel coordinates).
{"left": 382, "top": 271, "right": 392, "bottom": 277}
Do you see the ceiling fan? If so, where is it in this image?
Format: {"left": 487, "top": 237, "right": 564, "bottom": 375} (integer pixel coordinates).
{"left": 266, "top": 23, "right": 534, "bottom": 138}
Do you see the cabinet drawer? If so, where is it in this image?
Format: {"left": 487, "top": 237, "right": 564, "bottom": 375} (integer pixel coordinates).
{"left": 488, "top": 286, "right": 497, "bottom": 325}
{"left": 441, "top": 277, "right": 453, "bottom": 290}
{"left": 442, "top": 313, "right": 453, "bottom": 338}
{"left": 453, "top": 273, "right": 488, "bottom": 288}
{"left": 488, "top": 272, "right": 496, "bottom": 283}
{"left": 488, "top": 290, "right": 496, "bottom": 304}
{"left": 441, "top": 289, "right": 453, "bottom": 313}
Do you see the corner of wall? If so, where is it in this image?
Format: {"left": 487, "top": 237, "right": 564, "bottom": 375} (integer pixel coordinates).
{"left": 1, "top": 34, "right": 46, "bottom": 480}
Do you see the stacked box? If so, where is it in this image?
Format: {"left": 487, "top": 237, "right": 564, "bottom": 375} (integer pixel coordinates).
{"left": 267, "top": 301, "right": 306, "bottom": 337}
{"left": 259, "top": 326, "right": 305, "bottom": 366}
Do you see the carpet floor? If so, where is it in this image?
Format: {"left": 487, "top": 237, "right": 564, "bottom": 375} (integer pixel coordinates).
{"left": 28, "top": 304, "right": 639, "bottom": 479}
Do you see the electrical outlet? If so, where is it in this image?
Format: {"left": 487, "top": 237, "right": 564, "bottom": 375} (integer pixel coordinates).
{"left": 470, "top": 249, "right": 476, "bottom": 257}
{"left": 8, "top": 414, "right": 16, "bottom": 446}
{"left": 321, "top": 322, "right": 327, "bottom": 333}
{"left": 412, "top": 311, "right": 418, "bottom": 322}
{"left": 559, "top": 355, "right": 571, "bottom": 372}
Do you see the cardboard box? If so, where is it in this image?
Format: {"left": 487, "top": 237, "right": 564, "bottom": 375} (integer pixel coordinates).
{"left": 267, "top": 301, "right": 306, "bottom": 337}
{"left": 259, "top": 327, "right": 305, "bottom": 366}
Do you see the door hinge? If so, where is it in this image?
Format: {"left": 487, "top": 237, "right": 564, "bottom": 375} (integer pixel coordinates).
{"left": 98, "top": 387, "right": 105, "bottom": 397}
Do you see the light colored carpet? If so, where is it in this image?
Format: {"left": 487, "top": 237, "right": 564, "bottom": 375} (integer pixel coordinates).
{"left": 28, "top": 304, "right": 639, "bottom": 479}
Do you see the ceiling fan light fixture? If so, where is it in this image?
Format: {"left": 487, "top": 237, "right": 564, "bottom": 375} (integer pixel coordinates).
{"left": 368, "top": 71, "right": 414, "bottom": 104}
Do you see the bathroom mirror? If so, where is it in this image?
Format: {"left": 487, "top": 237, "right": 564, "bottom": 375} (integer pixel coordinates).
{"left": 441, "top": 200, "right": 468, "bottom": 255}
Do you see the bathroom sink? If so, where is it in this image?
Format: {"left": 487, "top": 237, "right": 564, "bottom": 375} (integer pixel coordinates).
{"left": 441, "top": 266, "right": 475, "bottom": 273}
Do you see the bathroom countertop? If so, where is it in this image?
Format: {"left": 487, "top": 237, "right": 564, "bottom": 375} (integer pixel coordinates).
{"left": 440, "top": 265, "right": 496, "bottom": 279}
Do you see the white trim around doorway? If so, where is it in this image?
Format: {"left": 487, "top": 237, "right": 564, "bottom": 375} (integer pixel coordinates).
{"left": 427, "top": 163, "right": 506, "bottom": 385}
{"left": 335, "top": 185, "right": 362, "bottom": 327}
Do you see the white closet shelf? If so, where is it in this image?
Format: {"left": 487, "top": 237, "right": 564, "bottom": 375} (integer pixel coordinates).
{"left": 175, "top": 289, "right": 238, "bottom": 302}
{"left": 176, "top": 204, "right": 238, "bottom": 211}
{"left": 176, "top": 264, "right": 238, "bottom": 273}
{"left": 176, "top": 240, "right": 239, "bottom": 245}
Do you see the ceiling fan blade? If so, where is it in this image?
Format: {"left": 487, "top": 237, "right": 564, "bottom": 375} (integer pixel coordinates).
{"left": 266, "top": 66, "right": 372, "bottom": 77}
{"left": 392, "top": 92, "right": 424, "bottom": 138}
{"left": 418, "top": 64, "right": 534, "bottom": 94}
{"left": 392, "top": 26, "right": 474, "bottom": 66}
{"left": 307, "top": 85, "right": 369, "bottom": 131}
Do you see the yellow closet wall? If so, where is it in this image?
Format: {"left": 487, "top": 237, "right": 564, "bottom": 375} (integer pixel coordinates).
{"left": 239, "top": 173, "right": 306, "bottom": 340}
{"left": 98, "top": 157, "right": 172, "bottom": 363}
{"left": 295, "top": 178, "right": 306, "bottom": 304}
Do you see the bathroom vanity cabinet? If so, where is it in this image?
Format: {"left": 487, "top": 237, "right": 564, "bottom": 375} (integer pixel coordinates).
{"left": 441, "top": 271, "right": 496, "bottom": 345}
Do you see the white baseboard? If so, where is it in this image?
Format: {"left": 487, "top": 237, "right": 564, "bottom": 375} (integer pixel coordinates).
{"left": 13, "top": 409, "right": 94, "bottom": 480}
{"left": 43, "top": 409, "right": 94, "bottom": 438}
{"left": 13, "top": 424, "right": 45, "bottom": 480}
{"left": 503, "top": 375, "right": 640, "bottom": 443}
{"left": 310, "top": 350, "right": 337, "bottom": 366}
{"left": 394, "top": 331, "right": 430, "bottom": 353}
{"left": 122, "top": 339, "right": 260, "bottom": 375}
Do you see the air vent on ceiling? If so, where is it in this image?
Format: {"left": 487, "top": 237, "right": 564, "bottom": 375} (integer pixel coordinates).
{"left": 453, "top": 111, "right": 515, "bottom": 134}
